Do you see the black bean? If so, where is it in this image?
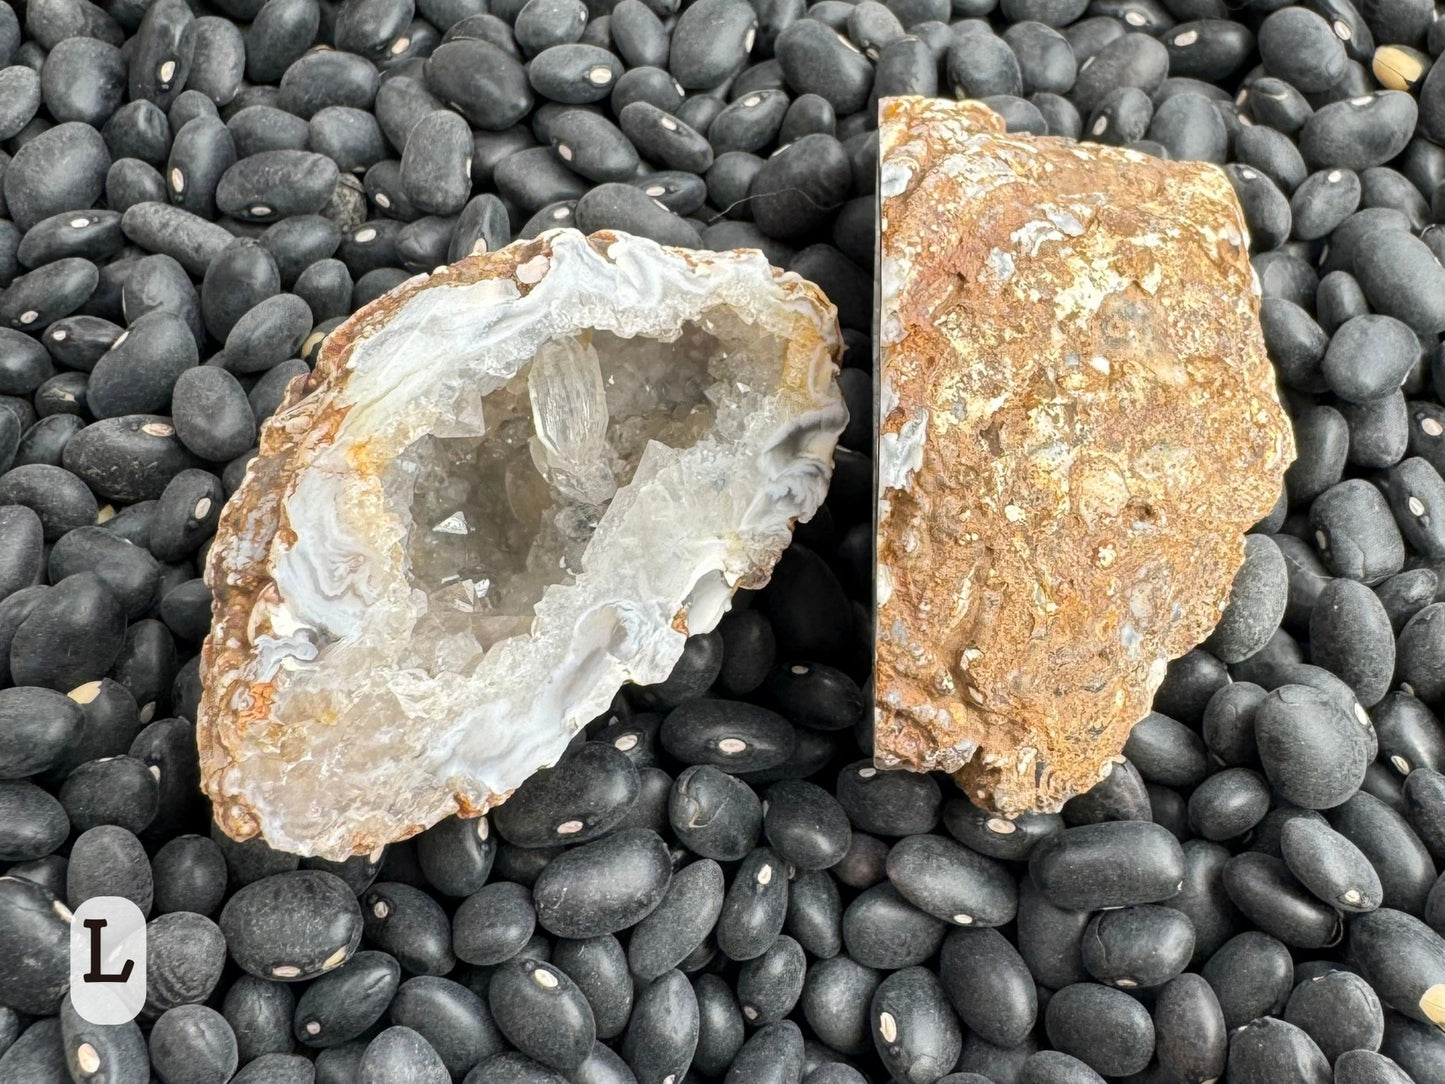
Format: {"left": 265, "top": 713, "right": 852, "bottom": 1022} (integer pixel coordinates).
{"left": 446, "top": 881, "right": 530, "bottom": 967}
{"left": 144, "top": 467, "right": 220, "bottom": 562}
{"left": 1281, "top": 968, "right": 1385, "bottom": 1063}
{"left": 690, "top": 972, "right": 745, "bottom": 1076}
{"left": 668, "top": 765, "right": 762, "bottom": 861}
{"left": 1334, "top": 1048, "right": 1417, "bottom": 1084}
{"left": 532, "top": 828, "right": 671, "bottom": 939}
{"left": 659, "top": 0, "right": 754, "bottom": 87}
{"left": 841, "top": 882, "right": 945, "bottom": 970}
{"left": 715, "top": 846, "right": 790, "bottom": 961}
{"left": 0, "top": 684, "right": 87, "bottom": 780}
{"left": 115, "top": 203, "right": 231, "bottom": 278}
{"left": 1320, "top": 315, "right": 1421, "bottom": 408}
{"left": 882, "top": 833, "right": 1016, "bottom": 930}
{"left": 144, "top": 910, "right": 227, "bottom": 1014}
{"left": 1200, "top": 930, "right": 1294, "bottom": 1030}
{"left": 1397, "top": 599, "right": 1445, "bottom": 701}
{"left": 9, "top": 569, "right": 127, "bottom": 693}
{"left": 0, "top": 503, "right": 41, "bottom": 599}
{"left": 605, "top": 0, "right": 665, "bottom": 68}
{"left": 0, "top": 255, "right": 101, "bottom": 332}
{"left": 493, "top": 743, "right": 639, "bottom": 848}
{"left": 755, "top": 780, "right": 851, "bottom": 872}
{"left": 168, "top": 365, "right": 257, "bottom": 462}
{"left": 627, "top": 170, "right": 706, "bottom": 216}
{"left": 1223, "top": 851, "right": 1344, "bottom": 948}
{"left": 870, "top": 35, "right": 941, "bottom": 105}
{"left": 148, "top": 834, "right": 226, "bottom": 918}
{"left": 1010, "top": 877, "right": 1088, "bottom": 990}
{"left": 956, "top": 1033, "right": 1040, "bottom": 1084}
{"left": 34, "top": 372, "right": 88, "bottom": 420}
{"left": 1028, "top": 820, "right": 1185, "bottom": 910}
{"left": 1311, "top": 479, "right": 1406, "bottom": 584}
{"left": 775, "top": 868, "right": 838, "bottom": 961}
{"left": 87, "top": 312, "right": 199, "bottom": 421}
{"left": 941, "top": 799, "right": 1061, "bottom": 863}
{"left": 722, "top": 1020, "right": 803, "bottom": 1084}
{"left": 220, "top": 975, "right": 296, "bottom": 1066}
{"left": 1258, "top": 7, "right": 1348, "bottom": 91}
{"left": 535, "top": 110, "right": 636, "bottom": 184}
{"left": 0, "top": 462, "right": 96, "bottom": 543}
{"left": 868, "top": 966, "right": 962, "bottom": 1084}
{"left": 200, "top": 247, "right": 277, "bottom": 350}
{"left": 439, "top": 195, "right": 508, "bottom": 263}
{"left": 1255, "top": 249, "right": 1321, "bottom": 310}
{"left": 229, "top": 1051, "right": 316, "bottom": 1084}
{"left": 485, "top": 958, "right": 596, "bottom": 1074}
{"left": 0, "top": 777, "right": 70, "bottom": 862}
{"left": 621, "top": 970, "right": 698, "bottom": 1084}
{"left": 1085, "top": 85, "right": 1153, "bottom": 145}
{"left": 1375, "top": 693, "right": 1445, "bottom": 778}
{"left": 166, "top": 116, "right": 236, "bottom": 221}
{"left": 1309, "top": 581, "right": 1393, "bottom": 714}
{"left": 146, "top": 1003, "right": 238, "bottom": 1084}
{"left": 835, "top": 760, "right": 940, "bottom": 837}
{"left": 736, "top": 934, "right": 806, "bottom": 1026}
{"left": 660, "top": 700, "right": 793, "bottom": 775}
{"left": 622, "top": 857, "right": 722, "bottom": 980}
{"left": 1184, "top": 767, "right": 1268, "bottom": 842}
{"left": 774, "top": 21, "right": 874, "bottom": 116}
{"left": 286, "top": 949, "right": 397, "bottom": 1049}
{"left": 1341, "top": 391, "right": 1409, "bottom": 469}
{"left": 219, "top": 870, "right": 362, "bottom": 983}
{"left": 797, "top": 957, "right": 878, "bottom": 1062}
{"left": 1227, "top": 1016, "right": 1332, "bottom": 1084}
{"left": 937, "top": 927, "right": 1036, "bottom": 1049}
{"left": 1145, "top": 91, "right": 1227, "bottom": 162}
{"left": 1149, "top": 972, "right": 1228, "bottom": 1084}
{"left": 1078, "top": 904, "right": 1195, "bottom": 989}
{"left": 358, "top": 1026, "right": 449, "bottom": 1084}
{"left": 494, "top": 149, "right": 592, "bottom": 216}
{"left": 355, "top": 881, "right": 453, "bottom": 975}
{"left": 549, "top": 935, "right": 631, "bottom": 1042}
{"left": 1226, "top": 163, "right": 1293, "bottom": 252}
{"left": 1071, "top": 32, "right": 1168, "bottom": 115}
{"left": 1255, "top": 683, "right": 1369, "bottom": 808}
{"left": 1329, "top": 791, "right": 1438, "bottom": 914}
{"left": 1043, "top": 983, "right": 1154, "bottom": 1078}
{"left": 215, "top": 150, "right": 340, "bottom": 223}
{"left": 946, "top": 30, "right": 1023, "bottom": 98}
{"left": 1349, "top": 907, "right": 1445, "bottom": 1033}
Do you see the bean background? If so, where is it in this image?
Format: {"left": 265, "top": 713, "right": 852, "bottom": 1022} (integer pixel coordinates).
{"left": 3, "top": 0, "right": 1445, "bottom": 1081}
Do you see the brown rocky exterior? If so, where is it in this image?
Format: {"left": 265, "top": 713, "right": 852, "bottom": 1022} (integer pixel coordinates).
{"left": 875, "top": 96, "right": 1294, "bottom": 816}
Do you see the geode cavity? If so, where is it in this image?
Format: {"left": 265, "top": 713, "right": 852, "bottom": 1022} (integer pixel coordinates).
{"left": 201, "top": 229, "right": 846, "bottom": 859}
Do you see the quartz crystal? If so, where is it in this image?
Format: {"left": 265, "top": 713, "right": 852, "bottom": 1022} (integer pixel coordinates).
{"left": 875, "top": 97, "right": 1295, "bottom": 816}
{"left": 201, "top": 229, "right": 847, "bottom": 859}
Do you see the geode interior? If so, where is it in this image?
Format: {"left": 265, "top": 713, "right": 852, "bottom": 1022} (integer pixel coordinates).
{"left": 200, "top": 230, "right": 846, "bottom": 859}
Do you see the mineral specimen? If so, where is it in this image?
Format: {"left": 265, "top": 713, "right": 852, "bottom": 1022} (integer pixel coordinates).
{"left": 201, "top": 229, "right": 847, "bottom": 859}
{"left": 875, "top": 97, "right": 1294, "bottom": 816}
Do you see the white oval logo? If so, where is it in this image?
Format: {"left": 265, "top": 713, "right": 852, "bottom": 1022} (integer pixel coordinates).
{"left": 69, "top": 897, "right": 147, "bottom": 1024}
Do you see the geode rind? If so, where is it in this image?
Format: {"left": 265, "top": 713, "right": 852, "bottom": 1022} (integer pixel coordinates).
{"left": 875, "top": 97, "right": 1294, "bottom": 816}
{"left": 201, "top": 229, "right": 846, "bottom": 859}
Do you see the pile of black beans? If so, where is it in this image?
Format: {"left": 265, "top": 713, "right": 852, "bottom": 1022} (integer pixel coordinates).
{"left": 4, "top": 0, "right": 1445, "bottom": 1080}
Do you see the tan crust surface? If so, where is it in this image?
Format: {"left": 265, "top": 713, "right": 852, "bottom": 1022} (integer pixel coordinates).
{"left": 874, "top": 97, "right": 1295, "bottom": 816}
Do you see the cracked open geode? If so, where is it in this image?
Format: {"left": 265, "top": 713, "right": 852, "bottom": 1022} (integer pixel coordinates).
{"left": 200, "top": 229, "right": 847, "bottom": 859}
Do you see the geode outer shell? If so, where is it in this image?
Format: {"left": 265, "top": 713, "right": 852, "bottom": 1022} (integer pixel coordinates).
{"left": 201, "top": 229, "right": 846, "bottom": 859}
{"left": 875, "top": 97, "right": 1294, "bottom": 816}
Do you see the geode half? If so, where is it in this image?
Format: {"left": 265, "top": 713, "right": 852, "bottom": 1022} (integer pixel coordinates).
{"left": 201, "top": 229, "right": 846, "bottom": 859}
{"left": 875, "top": 97, "right": 1294, "bottom": 816}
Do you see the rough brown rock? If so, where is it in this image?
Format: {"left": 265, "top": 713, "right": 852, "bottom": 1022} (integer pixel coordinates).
{"left": 874, "top": 97, "right": 1294, "bottom": 816}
